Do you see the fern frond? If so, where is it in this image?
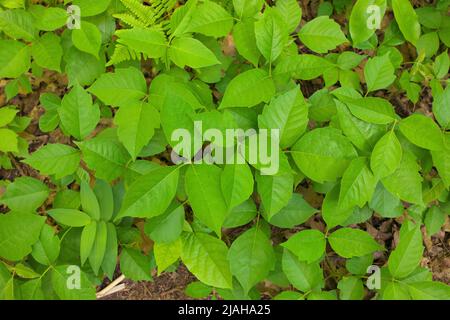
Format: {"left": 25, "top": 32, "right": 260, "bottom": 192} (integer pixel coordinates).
{"left": 113, "top": 13, "right": 147, "bottom": 28}
{"left": 120, "top": 0, "right": 157, "bottom": 26}
{"left": 107, "top": 44, "right": 143, "bottom": 66}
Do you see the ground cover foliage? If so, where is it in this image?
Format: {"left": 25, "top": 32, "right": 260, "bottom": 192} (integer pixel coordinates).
{"left": 0, "top": 0, "right": 449, "bottom": 300}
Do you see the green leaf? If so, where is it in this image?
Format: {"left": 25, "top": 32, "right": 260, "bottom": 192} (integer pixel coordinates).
{"left": 115, "top": 101, "right": 160, "bottom": 160}
{"left": 328, "top": 228, "right": 383, "bottom": 258}
{"left": 144, "top": 202, "right": 185, "bottom": 243}
{"left": 80, "top": 221, "right": 96, "bottom": 265}
{"left": 0, "top": 128, "right": 18, "bottom": 152}
{"left": 282, "top": 249, "right": 323, "bottom": 292}
{"left": 339, "top": 157, "right": 378, "bottom": 208}
{"left": 88, "top": 221, "right": 108, "bottom": 275}
{"left": 269, "top": 193, "right": 318, "bottom": 228}
{"left": 59, "top": 83, "right": 100, "bottom": 140}
{"left": 186, "top": 0, "right": 233, "bottom": 37}
{"left": 0, "top": 40, "right": 30, "bottom": 78}
{"left": 364, "top": 54, "right": 396, "bottom": 93}
{"left": 80, "top": 181, "right": 101, "bottom": 220}
{"left": 349, "top": 0, "right": 386, "bottom": 44}
{"left": 48, "top": 209, "right": 92, "bottom": 227}
{"left": 101, "top": 223, "right": 118, "bottom": 279}
{"left": 185, "top": 281, "right": 212, "bottom": 298}
{"left": 181, "top": 232, "right": 233, "bottom": 289}
{"left": 256, "top": 171, "right": 293, "bottom": 219}
{"left": 0, "top": 107, "right": 18, "bottom": 127}
{"left": 0, "top": 211, "right": 45, "bottom": 261}
{"left": 399, "top": 114, "right": 444, "bottom": 151}
{"left": 338, "top": 276, "right": 365, "bottom": 300}
{"left": 228, "top": 228, "right": 275, "bottom": 293}
{"left": 120, "top": 248, "right": 152, "bottom": 281}
{"left": 382, "top": 281, "right": 410, "bottom": 300}
{"left": 345, "top": 97, "right": 397, "bottom": 124}
{"left": 274, "top": 54, "right": 334, "bottom": 80}
{"left": 219, "top": 68, "right": 275, "bottom": 109}
{"left": 154, "top": 239, "right": 182, "bottom": 274}
{"left": 382, "top": 151, "right": 423, "bottom": 205}
{"left": 223, "top": 199, "right": 257, "bottom": 228}
{"left": 23, "top": 143, "right": 80, "bottom": 179}
{"left": 221, "top": 163, "right": 254, "bottom": 211}
{"left": 29, "top": 5, "right": 67, "bottom": 31}
{"left": 233, "top": 20, "right": 260, "bottom": 66}
{"left": 0, "top": 9, "right": 35, "bottom": 41}
{"left": 31, "top": 224, "right": 60, "bottom": 266}
{"left": 233, "top": 0, "right": 264, "bottom": 19}
{"left": 0, "top": 176, "right": 49, "bottom": 212}
{"left": 117, "top": 166, "right": 180, "bottom": 219}
{"left": 51, "top": 265, "right": 96, "bottom": 300}
{"left": 408, "top": 281, "right": 450, "bottom": 300}
{"left": 370, "top": 130, "right": 403, "bottom": 178}
{"left": 392, "top": 0, "right": 421, "bottom": 45}
{"left": 31, "top": 33, "right": 62, "bottom": 72}
{"left": 433, "top": 85, "right": 450, "bottom": 129}
{"left": 169, "top": 37, "right": 220, "bottom": 69}
{"left": 282, "top": 229, "right": 326, "bottom": 263}
{"left": 258, "top": 86, "right": 308, "bottom": 148}
{"left": 94, "top": 180, "right": 114, "bottom": 221}
{"left": 185, "top": 164, "right": 228, "bottom": 235}
{"left": 432, "top": 133, "right": 450, "bottom": 188}
{"left": 298, "top": 16, "right": 347, "bottom": 53}
{"left": 88, "top": 67, "right": 147, "bottom": 107}
{"left": 291, "top": 127, "right": 358, "bottom": 183}
{"left": 76, "top": 129, "right": 131, "bottom": 182}
{"left": 322, "top": 184, "right": 354, "bottom": 228}
{"left": 275, "top": 0, "right": 302, "bottom": 34}
{"left": 72, "top": 21, "right": 102, "bottom": 58}
{"left": 72, "top": 0, "right": 111, "bottom": 17}
{"left": 388, "top": 225, "right": 424, "bottom": 279}
{"left": 424, "top": 206, "right": 447, "bottom": 236}
{"left": 115, "top": 27, "right": 167, "bottom": 58}
{"left": 254, "top": 7, "right": 288, "bottom": 63}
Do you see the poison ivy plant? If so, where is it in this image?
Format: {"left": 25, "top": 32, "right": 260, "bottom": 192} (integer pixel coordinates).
{"left": 0, "top": 0, "right": 449, "bottom": 301}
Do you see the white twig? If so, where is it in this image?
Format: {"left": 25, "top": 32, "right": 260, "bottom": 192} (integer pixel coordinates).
{"left": 96, "top": 274, "right": 126, "bottom": 299}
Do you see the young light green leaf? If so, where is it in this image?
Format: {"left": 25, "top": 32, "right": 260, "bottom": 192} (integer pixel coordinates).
{"left": 48, "top": 209, "right": 92, "bottom": 227}
{"left": 221, "top": 163, "right": 254, "bottom": 211}
{"left": 23, "top": 143, "right": 81, "bottom": 179}
{"left": 115, "top": 27, "right": 167, "bottom": 58}
{"left": 0, "top": 211, "right": 45, "bottom": 261}
{"left": 370, "top": 131, "right": 403, "bottom": 178}
{"left": 228, "top": 228, "right": 275, "bottom": 293}
{"left": 31, "top": 32, "right": 62, "bottom": 72}
{"left": 72, "top": 21, "right": 102, "bottom": 58}
{"left": 186, "top": 0, "right": 233, "bottom": 37}
{"left": 399, "top": 114, "right": 444, "bottom": 151}
{"left": 291, "top": 127, "right": 358, "bottom": 183}
{"left": 392, "top": 0, "right": 421, "bottom": 45}
{"left": 120, "top": 248, "right": 152, "bottom": 281}
{"left": 388, "top": 225, "right": 424, "bottom": 279}
{"left": 114, "top": 101, "right": 160, "bottom": 160}
{"left": 181, "top": 232, "right": 233, "bottom": 289}
{"left": 59, "top": 83, "right": 100, "bottom": 140}
{"left": 364, "top": 54, "right": 396, "bottom": 93}
{"left": 258, "top": 86, "right": 308, "bottom": 148}
{"left": 254, "top": 7, "right": 288, "bottom": 63}
{"left": 274, "top": 54, "right": 334, "bottom": 80}
{"left": 117, "top": 166, "right": 180, "bottom": 219}
{"left": 269, "top": 193, "right": 318, "bottom": 228}
{"left": 349, "top": 0, "right": 386, "bottom": 44}
{"left": 256, "top": 171, "right": 293, "bottom": 220}
{"left": 298, "top": 16, "right": 347, "bottom": 53}
{"left": 0, "top": 40, "right": 31, "bottom": 78}
{"left": 328, "top": 228, "right": 383, "bottom": 258}
{"left": 219, "top": 68, "right": 275, "bottom": 109}
{"left": 282, "top": 229, "right": 326, "bottom": 263}
{"left": 185, "top": 164, "right": 228, "bottom": 235}
{"left": 0, "top": 176, "right": 49, "bottom": 212}
{"left": 282, "top": 249, "right": 323, "bottom": 292}
{"left": 169, "top": 37, "right": 220, "bottom": 69}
